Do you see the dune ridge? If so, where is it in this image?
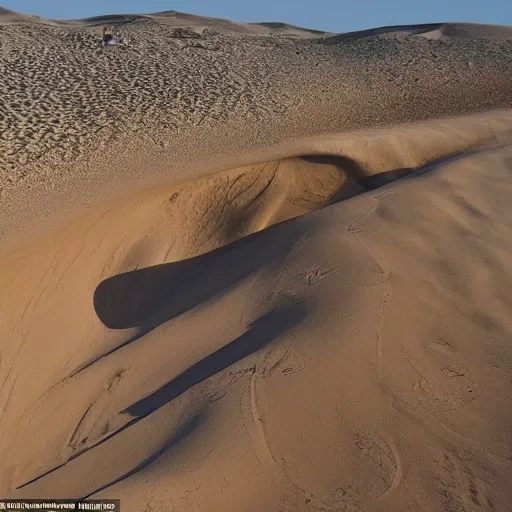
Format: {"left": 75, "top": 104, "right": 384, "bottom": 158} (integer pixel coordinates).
{"left": 321, "top": 21, "right": 512, "bottom": 42}
{"left": 1, "top": 8, "right": 512, "bottom": 512}
{"left": 2, "top": 108, "right": 512, "bottom": 257}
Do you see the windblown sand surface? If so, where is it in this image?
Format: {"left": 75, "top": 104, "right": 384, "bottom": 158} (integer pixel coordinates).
{"left": 1, "top": 7, "right": 512, "bottom": 512}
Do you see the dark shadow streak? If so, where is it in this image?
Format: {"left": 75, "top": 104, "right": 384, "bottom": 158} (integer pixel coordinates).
{"left": 303, "top": 145, "right": 510, "bottom": 194}
{"left": 80, "top": 413, "right": 202, "bottom": 500}
{"left": 73, "top": 224, "right": 303, "bottom": 378}
{"left": 124, "top": 300, "right": 308, "bottom": 418}
{"left": 358, "top": 144, "right": 511, "bottom": 191}
{"left": 17, "top": 301, "right": 307, "bottom": 491}
{"left": 16, "top": 415, "right": 145, "bottom": 490}
{"left": 300, "top": 154, "right": 367, "bottom": 180}
{"left": 358, "top": 168, "right": 413, "bottom": 190}
{"left": 94, "top": 222, "right": 300, "bottom": 330}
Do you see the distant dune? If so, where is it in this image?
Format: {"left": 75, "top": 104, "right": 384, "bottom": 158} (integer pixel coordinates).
{"left": 321, "top": 21, "right": 512, "bottom": 42}
{"left": 1, "top": 7, "right": 512, "bottom": 512}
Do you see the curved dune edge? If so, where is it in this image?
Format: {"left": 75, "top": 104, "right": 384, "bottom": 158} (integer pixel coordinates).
{"left": 2, "top": 109, "right": 512, "bottom": 258}
{"left": 320, "top": 21, "right": 512, "bottom": 42}
{"left": 1, "top": 136, "right": 512, "bottom": 509}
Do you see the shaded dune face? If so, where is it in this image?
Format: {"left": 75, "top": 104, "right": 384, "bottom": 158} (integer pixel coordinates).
{"left": 136, "top": 156, "right": 356, "bottom": 260}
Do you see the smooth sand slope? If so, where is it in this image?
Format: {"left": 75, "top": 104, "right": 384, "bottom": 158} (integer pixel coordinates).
{"left": 1, "top": 8, "right": 512, "bottom": 512}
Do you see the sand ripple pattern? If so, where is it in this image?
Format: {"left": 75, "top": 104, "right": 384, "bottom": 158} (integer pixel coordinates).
{"left": 1, "top": 16, "right": 512, "bottom": 197}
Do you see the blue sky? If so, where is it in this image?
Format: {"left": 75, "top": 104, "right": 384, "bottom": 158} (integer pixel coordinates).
{"left": 4, "top": 0, "right": 511, "bottom": 33}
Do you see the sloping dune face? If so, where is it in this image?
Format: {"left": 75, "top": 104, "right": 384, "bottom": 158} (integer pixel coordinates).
{"left": 1, "top": 10, "right": 512, "bottom": 512}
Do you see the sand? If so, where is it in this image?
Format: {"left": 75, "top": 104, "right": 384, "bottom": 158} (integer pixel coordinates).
{"left": 1, "top": 7, "right": 512, "bottom": 512}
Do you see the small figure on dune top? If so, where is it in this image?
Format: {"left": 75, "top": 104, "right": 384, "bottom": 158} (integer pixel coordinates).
{"left": 102, "top": 26, "right": 122, "bottom": 46}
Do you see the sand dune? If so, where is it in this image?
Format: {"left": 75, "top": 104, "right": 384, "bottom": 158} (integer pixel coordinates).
{"left": 4, "top": 9, "right": 330, "bottom": 37}
{"left": 321, "top": 21, "right": 512, "bottom": 42}
{"left": 1, "top": 7, "right": 512, "bottom": 512}
{"left": 0, "top": 6, "right": 33, "bottom": 23}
